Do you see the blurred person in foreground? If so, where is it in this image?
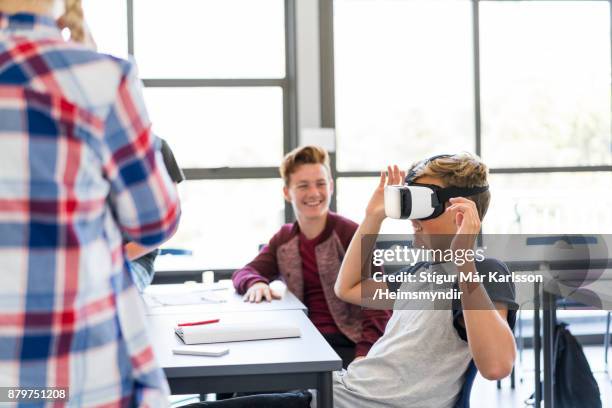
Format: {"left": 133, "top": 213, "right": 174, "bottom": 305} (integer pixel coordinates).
{"left": 0, "top": 0, "right": 180, "bottom": 405}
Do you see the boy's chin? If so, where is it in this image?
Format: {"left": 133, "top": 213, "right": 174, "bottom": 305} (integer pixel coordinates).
{"left": 298, "top": 206, "right": 328, "bottom": 219}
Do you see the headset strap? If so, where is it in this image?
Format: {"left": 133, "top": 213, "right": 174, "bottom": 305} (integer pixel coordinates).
{"left": 432, "top": 185, "right": 489, "bottom": 206}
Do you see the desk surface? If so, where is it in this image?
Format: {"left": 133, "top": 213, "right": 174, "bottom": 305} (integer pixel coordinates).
{"left": 143, "top": 283, "right": 307, "bottom": 316}
{"left": 149, "top": 309, "right": 342, "bottom": 378}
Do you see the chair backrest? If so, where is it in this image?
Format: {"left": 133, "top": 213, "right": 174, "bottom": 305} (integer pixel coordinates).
{"left": 453, "top": 360, "right": 478, "bottom": 408}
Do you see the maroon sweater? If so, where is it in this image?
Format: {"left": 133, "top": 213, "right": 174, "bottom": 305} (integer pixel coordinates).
{"left": 232, "top": 212, "right": 390, "bottom": 356}
{"left": 299, "top": 229, "right": 340, "bottom": 335}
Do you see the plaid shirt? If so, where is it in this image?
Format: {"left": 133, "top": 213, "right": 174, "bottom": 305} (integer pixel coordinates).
{"left": 0, "top": 13, "right": 180, "bottom": 407}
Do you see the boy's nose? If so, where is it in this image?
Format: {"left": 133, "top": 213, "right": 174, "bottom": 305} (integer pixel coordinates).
{"left": 307, "top": 185, "right": 321, "bottom": 194}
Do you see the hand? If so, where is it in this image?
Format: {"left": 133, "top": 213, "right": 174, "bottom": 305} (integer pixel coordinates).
{"left": 365, "top": 165, "right": 406, "bottom": 223}
{"left": 243, "top": 282, "right": 280, "bottom": 303}
{"left": 446, "top": 197, "right": 481, "bottom": 253}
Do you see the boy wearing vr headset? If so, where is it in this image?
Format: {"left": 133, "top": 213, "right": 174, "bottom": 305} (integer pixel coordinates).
{"left": 232, "top": 146, "right": 390, "bottom": 367}
{"left": 333, "top": 153, "right": 517, "bottom": 408}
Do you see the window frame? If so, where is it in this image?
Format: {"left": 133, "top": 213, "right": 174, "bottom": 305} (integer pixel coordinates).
{"left": 127, "top": 0, "right": 298, "bottom": 223}
{"left": 320, "top": 0, "right": 612, "bottom": 213}
{"left": 100, "top": 0, "right": 300, "bottom": 277}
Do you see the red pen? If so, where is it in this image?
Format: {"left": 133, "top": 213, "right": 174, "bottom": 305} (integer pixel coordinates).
{"left": 178, "top": 319, "right": 220, "bottom": 327}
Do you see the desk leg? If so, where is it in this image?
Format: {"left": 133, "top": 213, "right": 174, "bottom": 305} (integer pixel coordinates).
{"left": 534, "top": 282, "right": 541, "bottom": 408}
{"left": 543, "top": 291, "right": 556, "bottom": 408}
{"left": 317, "top": 372, "right": 333, "bottom": 408}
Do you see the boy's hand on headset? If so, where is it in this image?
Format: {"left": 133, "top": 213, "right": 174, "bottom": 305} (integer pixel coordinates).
{"left": 447, "top": 197, "right": 480, "bottom": 253}
{"left": 365, "top": 165, "right": 405, "bottom": 223}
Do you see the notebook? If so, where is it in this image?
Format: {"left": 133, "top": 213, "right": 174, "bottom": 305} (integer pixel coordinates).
{"left": 175, "top": 321, "right": 301, "bottom": 345}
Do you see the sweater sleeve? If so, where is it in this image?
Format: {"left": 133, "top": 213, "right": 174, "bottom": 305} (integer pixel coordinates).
{"left": 334, "top": 213, "right": 391, "bottom": 356}
{"left": 232, "top": 228, "right": 286, "bottom": 294}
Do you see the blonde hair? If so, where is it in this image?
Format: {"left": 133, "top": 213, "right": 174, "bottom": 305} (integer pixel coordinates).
{"left": 62, "top": 0, "right": 85, "bottom": 42}
{"left": 408, "top": 152, "right": 491, "bottom": 220}
{"left": 280, "top": 145, "right": 331, "bottom": 186}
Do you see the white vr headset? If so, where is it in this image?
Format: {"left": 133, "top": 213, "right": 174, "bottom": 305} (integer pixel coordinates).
{"left": 384, "top": 155, "right": 489, "bottom": 220}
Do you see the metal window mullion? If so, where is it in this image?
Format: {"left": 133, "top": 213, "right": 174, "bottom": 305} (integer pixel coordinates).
{"left": 183, "top": 167, "right": 280, "bottom": 180}
{"left": 489, "top": 166, "right": 612, "bottom": 174}
{"left": 320, "top": 0, "right": 335, "bottom": 130}
{"left": 283, "top": 0, "right": 300, "bottom": 223}
{"left": 141, "top": 78, "right": 286, "bottom": 88}
{"left": 320, "top": 0, "right": 337, "bottom": 213}
{"left": 334, "top": 166, "right": 612, "bottom": 179}
{"left": 336, "top": 171, "right": 380, "bottom": 178}
{"left": 127, "top": 0, "right": 134, "bottom": 56}
{"left": 284, "top": 0, "right": 299, "bottom": 155}
{"left": 472, "top": 0, "right": 482, "bottom": 157}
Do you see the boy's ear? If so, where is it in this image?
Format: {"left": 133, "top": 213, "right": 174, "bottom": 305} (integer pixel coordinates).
{"left": 329, "top": 178, "right": 334, "bottom": 196}
{"left": 282, "top": 185, "right": 292, "bottom": 203}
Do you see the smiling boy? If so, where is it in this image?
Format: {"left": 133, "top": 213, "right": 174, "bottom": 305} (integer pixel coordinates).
{"left": 232, "top": 145, "right": 390, "bottom": 366}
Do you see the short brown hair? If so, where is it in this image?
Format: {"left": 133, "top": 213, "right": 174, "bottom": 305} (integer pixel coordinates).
{"left": 408, "top": 152, "right": 491, "bottom": 221}
{"left": 280, "top": 145, "right": 331, "bottom": 186}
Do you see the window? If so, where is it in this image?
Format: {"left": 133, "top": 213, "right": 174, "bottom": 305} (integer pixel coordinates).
{"left": 143, "top": 87, "right": 284, "bottom": 168}
{"left": 133, "top": 0, "right": 286, "bottom": 79}
{"left": 82, "top": 0, "right": 128, "bottom": 58}
{"left": 480, "top": 1, "right": 611, "bottom": 168}
{"left": 167, "top": 180, "right": 285, "bottom": 268}
{"left": 334, "top": 0, "right": 475, "bottom": 171}
{"left": 484, "top": 172, "right": 612, "bottom": 234}
{"left": 329, "top": 0, "right": 612, "bottom": 234}
{"left": 82, "top": 0, "right": 298, "bottom": 268}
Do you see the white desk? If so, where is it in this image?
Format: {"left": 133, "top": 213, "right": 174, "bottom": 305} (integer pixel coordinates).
{"left": 148, "top": 309, "right": 341, "bottom": 408}
{"left": 143, "top": 283, "right": 307, "bottom": 316}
